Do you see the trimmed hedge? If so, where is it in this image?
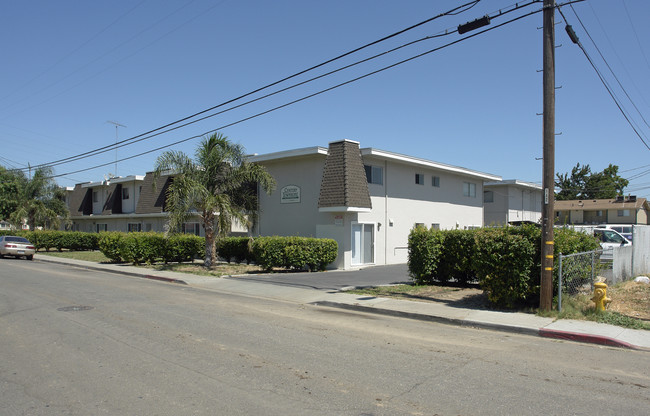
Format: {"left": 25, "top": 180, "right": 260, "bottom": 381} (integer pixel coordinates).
{"left": 252, "top": 236, "right": 338, "bottom": 271}
{"left": 217, "top": 237, "right": 255, "bottom": 264}
{"left": 407, "top": 225, "right": 601, "bottom": 308}
{"left": 0, "top": 230, "right": 99, "bottom": 252}
{"left": 0, "top": 229, "right": 339, "bottom": 271}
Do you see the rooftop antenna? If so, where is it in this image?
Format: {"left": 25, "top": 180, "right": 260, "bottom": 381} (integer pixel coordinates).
{"left": 106, "top": 120, "right": 126, "bottom": 177}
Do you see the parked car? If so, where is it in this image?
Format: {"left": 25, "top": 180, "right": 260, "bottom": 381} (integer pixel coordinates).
{"left": 595, "top": 224, "right": 634, "bottom": 242}
{"left": 0, "top": 235, "right": 35, "bottom": 260}
{"left": 593, "top": 228, "right": 631, "bottom": 260}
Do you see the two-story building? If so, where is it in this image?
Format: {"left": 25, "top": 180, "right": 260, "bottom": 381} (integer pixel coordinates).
{"left": 250, "top": 139, "right": 501, "bottom": 269}
{"left": 483, "top": 180, "right": 543, "bottom": 226}
{"left": 555, "top": 196, "right": 650, "bottom": 225}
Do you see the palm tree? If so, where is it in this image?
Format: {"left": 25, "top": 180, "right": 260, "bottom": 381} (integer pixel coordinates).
{"left": 154, "top": 133, "right": 275, "bottom": 268}
{"left": 9, "top": 166, "right": 70, "bottom": 230}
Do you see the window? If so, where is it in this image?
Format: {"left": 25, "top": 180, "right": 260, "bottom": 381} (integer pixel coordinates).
{"left": 415, "top": 173, "right": 425, "bottom": 185}
{"left": 463, "top": 182, "right": 476, "bottom": 198}
{"left": 93, "top": 191, "right": 98, "bottom": 203}
{"left": 596, "top": 210, "right": 603, "bottom": 216}
{"left": 364, "top": 165, "right": 383, "bottom": 185}
{"left": 483, "top": 190, "right": 494, "bottom": 203}
{"left": 145, "top": 223, "right": 152, "bottom": 232}
{"left": 414, "top": 223, "right": 425, "bottom": 229}
{"left": 96, "top": 224, "right": 107, "bottom": 233}
{"left": 183, "top": 222, "right": 201, "bottom": 236}
{"left": 431, "top": 223, "right": 440, "bottom": 230}
{"left": 617, "top": 209, "right": 630, "bottom": 217}
{"left": 128, "top": 223, "right": 142, "bottom": 232}
{"left": 122, "top": 187, "right": 129, "bottom": 200}
{"left": 432, "top": 176, "right": 440, "bottom": 187}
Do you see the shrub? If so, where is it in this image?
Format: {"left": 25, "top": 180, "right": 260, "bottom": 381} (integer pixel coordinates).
{"left": 252, "top": 236, "right": 338, "bottom": 271}
{"left": 119, "top": 232, "right": 167, "bottom": 265}
{"left": 407, "top": 226, "right": 445, "bottom": 284}
{"left": 98, "top": 232, "right": 124, "bottom": 262}
{"left": 165, "top": 234, "right": 204, "bottom": 263}
{"left": 217, "top": 237, "right": 254, "bottom": 264}
{"left": 437, "top": 229, "right": 477, "bottom": 285}
{"left": 474, "top": 227, "right": 537, "bottom": 309}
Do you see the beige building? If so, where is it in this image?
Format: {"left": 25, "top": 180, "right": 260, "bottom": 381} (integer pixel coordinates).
{"left": 250, "top": 140, "right": 501, "bottom": 270}
{"left": 555, "top": 196, "right": 650, "bottom": 225}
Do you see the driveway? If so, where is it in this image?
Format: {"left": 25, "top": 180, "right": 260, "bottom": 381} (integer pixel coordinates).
{"left": 227, "top": 263, "right": 412, "bottom": 291}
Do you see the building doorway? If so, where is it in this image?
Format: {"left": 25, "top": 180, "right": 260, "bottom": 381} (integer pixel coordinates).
{"left": 351, "top": 223, "right": 374, "bottom": 265}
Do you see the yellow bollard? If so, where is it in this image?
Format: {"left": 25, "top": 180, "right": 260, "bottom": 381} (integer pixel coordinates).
{"left": 591, "top": 282, "right": 611, "bottom": 312}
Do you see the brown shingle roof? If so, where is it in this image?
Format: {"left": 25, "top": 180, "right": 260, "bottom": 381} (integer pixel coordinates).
{"left": 68, "top": 184, "right": 92, "bottom": 216}
{"left": 555, "top": 197, "right": 648, "bottom": 211}
{"left": 136, "top": 172, "right": 172, "bottom": 214}
{"left": 318, "top": 140, "right": 371, "bottom": 210}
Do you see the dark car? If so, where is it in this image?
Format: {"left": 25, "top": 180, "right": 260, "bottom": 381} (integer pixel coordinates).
{"left": 0, "top": 235, "right": 36, "bottom": 260}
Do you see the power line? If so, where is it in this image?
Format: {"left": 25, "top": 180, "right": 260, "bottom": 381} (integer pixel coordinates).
{"left": 49, "top": 3, "right": 548, "bottom": 180}
{"left": 21, "top": 0, "right": 485, "bottom": 173}
{"left": 558, "top": 6, "right": 650, "bottom": 151}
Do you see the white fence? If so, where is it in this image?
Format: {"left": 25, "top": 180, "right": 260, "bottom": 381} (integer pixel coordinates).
{"left": 611, "top": 225, "right": 650, "bottom": 283}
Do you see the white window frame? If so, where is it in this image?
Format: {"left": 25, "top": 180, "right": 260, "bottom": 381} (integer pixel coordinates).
{"left": 122, "top": 187, "right": 130, "bottom": 200}
{"left": 351, "top": 221, "right": 375, "bottom": 266}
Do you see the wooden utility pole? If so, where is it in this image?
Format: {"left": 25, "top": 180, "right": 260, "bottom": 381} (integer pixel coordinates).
{"left": 540, "top": 0, "right": 555, "bottom": 311}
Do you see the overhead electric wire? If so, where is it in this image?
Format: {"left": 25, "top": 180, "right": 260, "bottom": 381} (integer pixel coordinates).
{"left": 558, "top": 6, "right": 650, "bottom": 151}
{"left": 22, "top": 0, "right": 484, "bottom": 173}
{"left": 0, "top": 0, "right": 147, "bottom": 104}
{"left": 31, "top": 0, "right": 539, "bottom": 173}
{"left": 49, "top": 2, "right": 549, "bottom": 180}
{"left": 570, "top": 3, "right": 650, "bottom": 130}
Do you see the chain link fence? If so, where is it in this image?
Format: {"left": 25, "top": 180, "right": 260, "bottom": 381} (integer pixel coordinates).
{"left": 557, "top": 250, "right": 609, "bottom": 312}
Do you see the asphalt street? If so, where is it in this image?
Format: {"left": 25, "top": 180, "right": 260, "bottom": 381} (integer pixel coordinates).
{"left": 1, "top": 260, "right": 649, "bottom": 415}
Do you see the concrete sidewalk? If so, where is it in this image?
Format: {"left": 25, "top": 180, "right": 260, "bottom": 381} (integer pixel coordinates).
{"left": 35, "top": 256, "right": 650, "bottom": 352}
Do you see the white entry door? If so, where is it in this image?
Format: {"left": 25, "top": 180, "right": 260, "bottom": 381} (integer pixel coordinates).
{"left": 351, "top": 223, "right": 374, "bottom": 265}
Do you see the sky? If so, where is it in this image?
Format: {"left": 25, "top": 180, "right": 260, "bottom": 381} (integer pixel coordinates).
{"left": 1, "top": 0, "right": 649, "bottom": 198}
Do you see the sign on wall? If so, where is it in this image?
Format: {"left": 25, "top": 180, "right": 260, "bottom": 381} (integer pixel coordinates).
{"left": 281, "top": 185, "right": 301, "bottom": 204}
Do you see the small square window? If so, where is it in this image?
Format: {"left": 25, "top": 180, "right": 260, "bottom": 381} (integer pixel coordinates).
{"left": 483, "top": 190, "right": 494, "bottom": 203}
{"left": 432, "top": 176, "right": 440, "bottom": 187}
{"left": 431, "top": 223, "right": 440, "bottom": 230}
{"left": 415, "top": 173, "right": 425, "bottom": 185}
{"left": 128, "top": 223, "right": 142, "bottom": 232}
{"left": 122, "top": 187, "right": 129, "bottom": 200}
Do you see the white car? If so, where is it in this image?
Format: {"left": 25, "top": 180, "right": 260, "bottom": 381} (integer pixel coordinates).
{"left": 593, "top": 228, "right": 631, "bottom": 260}
{"left": 0, "top": 235, "right": 36, "bottom": 260}
{"left": 595, "top": 224, "right": 633, "bottom": 242}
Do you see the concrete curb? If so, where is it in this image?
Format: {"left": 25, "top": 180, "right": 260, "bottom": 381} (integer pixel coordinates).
{"left": 311, "top": 301, "right": 541, "bottom": 336}
{"left": 539, "top": 328, "right": 638, "bottom": 350}
{"left": 35, "top": 256, "right": 189, "bottom": 285}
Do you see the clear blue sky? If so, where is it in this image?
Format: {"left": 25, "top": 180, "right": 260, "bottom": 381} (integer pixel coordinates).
{"left": 1, "top": 0, "right": 649, "bottom": 198}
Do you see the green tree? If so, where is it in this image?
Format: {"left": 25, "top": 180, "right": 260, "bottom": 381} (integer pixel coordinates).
{"left": 555, "top": 163, "right": 628, "bottom": 200}
{"left": 154, "top": 133, "right": 275, "bottom": 268}
{"left": 8, "top": 166, "right": 70, "bottom": 230}
{"left": 0, "top": 166, "right": 23, "bottom": 220}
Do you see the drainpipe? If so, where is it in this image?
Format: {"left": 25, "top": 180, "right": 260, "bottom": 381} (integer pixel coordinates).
{"left": 384, "top": 160, "right": 388, "bottom": 264}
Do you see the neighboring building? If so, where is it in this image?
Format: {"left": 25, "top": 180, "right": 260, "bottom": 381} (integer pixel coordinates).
{"left": 555, "top": 196, "right": 650, "bottom": 225}
{"left": 64, "top": 172, "right": 246, "bottom": 236}
{"left": 249, "top": 140, "right": 501, "bottom": 270}
{"left": 483, "top": 180, "right": 543, "bottom": 226}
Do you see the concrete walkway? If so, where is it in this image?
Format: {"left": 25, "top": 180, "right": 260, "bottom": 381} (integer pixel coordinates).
{"left": 35, "top": 256, "right": 650, "bottom": 351}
